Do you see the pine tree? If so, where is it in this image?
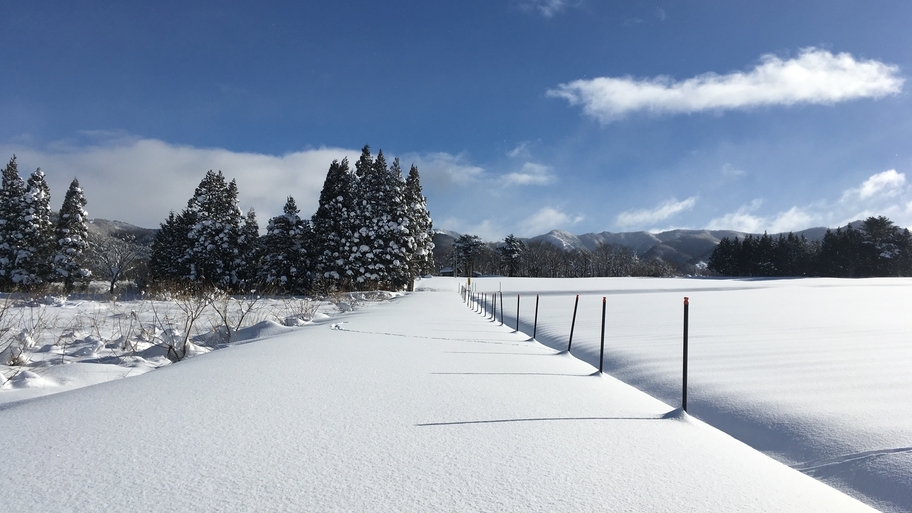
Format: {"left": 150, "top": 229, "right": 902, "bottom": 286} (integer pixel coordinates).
{"left": 349, "top": 148, "right": 409, "bottom": 289}
{"left": 0, "top": 159, "right": 55, "bottom": 288}
{"left": 403, "top": 164, "right": 434, "bottom": 288}
{"left": 312, "top": 158, "right": 355, "bottom": 290}
{"left": 236, "top": 208, "right": 261, "bottom": 290}
{"left": 182, "top": 171, "right": 244, "bottom": 288}
{"left": 149, "top": 211, "right": 195, "bottom": 285}
{"left": 260, "top": 197, "right": 310, "bottom": 292}
{"left": 54, "top": 178, "right": 91, "bottom": 292}
{"left": 0, "top": 156, "right": 27, "bottom": 288}
{"left": 498, "top": 234, "right": 525, "bottom": 277}
{"left": 27, "top": 169, "right": 55, "bottom": 283}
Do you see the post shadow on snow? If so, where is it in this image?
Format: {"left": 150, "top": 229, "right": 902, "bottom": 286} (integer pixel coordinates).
{"left": 417, "top": 408, "right": 688, "bottom": 427}
{"left": 430, "top": 371, "right": 599, "bottom": 377}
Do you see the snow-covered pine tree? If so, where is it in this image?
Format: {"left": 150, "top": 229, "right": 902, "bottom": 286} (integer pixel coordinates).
{"left": 312, "top": 158, "right": 355, "bottom": 290}
{"left": 182, "top": 171, "right": 244, "bottom": 288}
{"left": 54, "top": 178, "right": 91, "bottom": 292}
{"left": 0, "top": 156, "right": 26, "bottom": 288}
{"left": 349, "top": 148, "right": 408, "bottom": 289}
{"left": 260, "top": 196, "right": 311, "bottom": 292}
{"left": 148, "top": 210, "right": 195, "bottom": 285}
{"left": 404, "top": 164, "right": 434, "bottom": 288}
{"left": 498, "top": 234, "right": 525, "bottom": 278}
{"left": 236, "top": 208, "right": 261, "bottom": 290}
{"left": 385, "top": 158, "right": 412, "bottom": 290}
{"left": 1, "top": 165, "right": 55, "bottom": 288}
{"left": 24, "top": 168, "right": 56, "bottom": 284}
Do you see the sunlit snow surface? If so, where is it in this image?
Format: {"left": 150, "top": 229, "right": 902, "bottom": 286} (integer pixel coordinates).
{"left": 0, "top": 278, "right": 881, "bottom": 511}
{"left": 466, "top": 276, "right": 912, "bottom": 512}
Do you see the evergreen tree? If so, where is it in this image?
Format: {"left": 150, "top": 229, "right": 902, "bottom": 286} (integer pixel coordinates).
{"left": 454, "top": 234, "right": 483, "bottom": 277}
{"left": 236, "top": 208, "right": 261, "bottom": 289}
{"left": 54, "top": 178, "right": 91, "bottom": 292}
{"left": 498, "top": 234, "right": 526, "bottom": 277}
{"left": 312, "top": 158, "right": 355, "bottom": 290}
{"left": 182, "top": 171, "right": 244, "bottom": 288}
{"left": 403, "top": 164, "right": 434, "bottom": 287}
{"left": 0, "top": 156, "right": 25, "bottom": 287}
{"left": 0, "top": 159, "right": 54, "bottom": 288}
{"left": 26, "top": 168, "right": 55, "bottom": 282}
{"left": 260, "top": 197, "right": 310, "bottom": 292}
{"left": 149, "top": 211, "right": 195, "bottom": 285}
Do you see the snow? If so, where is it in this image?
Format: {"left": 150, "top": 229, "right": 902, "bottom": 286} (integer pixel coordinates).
{"left": 0, "top": 279, "right": 879, "bottom": 511}
{"left": 463, "top": 276, "right": 912, "bottom": 512}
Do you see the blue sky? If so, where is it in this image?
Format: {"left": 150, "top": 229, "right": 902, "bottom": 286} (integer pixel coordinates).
{"left": 3, "top": 0, "right": 912, "bottom": 240}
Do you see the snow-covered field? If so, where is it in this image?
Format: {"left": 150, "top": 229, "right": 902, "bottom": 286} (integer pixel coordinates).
{"left": 1, "top": 288, "right": 390, "bottom": 405}
{"left": 464, "top": 276, "right": 912, "bottom": 512}
{"left": 0, "top": 281, "right": 876, "bottom": 511}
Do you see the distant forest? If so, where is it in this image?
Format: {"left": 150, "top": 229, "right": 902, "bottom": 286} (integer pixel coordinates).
{"left": 437, "top": 234, "right": 678, "bottom": 278}
{"left": 707, "top": 216, "right": 912, "bottom": 277}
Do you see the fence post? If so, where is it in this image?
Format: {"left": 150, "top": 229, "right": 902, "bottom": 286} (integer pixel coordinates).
{"left": 500, "top": 291, "right": 504, "bottom": 326}
{"left": 567, "top": 294, "right": 580, "bottom": 352}
{"left": 599, "top": 296, "right": 606, "bottom": 373}
{"left": 516, "top": 294, "right": 520, "bottom": 331}
{"left": 533, "top": 294, "right": 539, "bottom": 340}
{"left": 492, "top": 291, "right": 497, "bottom": 322}
{"left": 683, "top": 296, "right": 690, "bottom": 412}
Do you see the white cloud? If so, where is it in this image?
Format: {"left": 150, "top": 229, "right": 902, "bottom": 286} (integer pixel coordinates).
{"left": 518, "top": 0, "right": 575, "bottom": 18}
{"left": 721, "top": 163, "right": 746, "bottom": 177}
{"left": 507, "top": 142, "right": 532, "bottom": 159}
{"left": 1, "top": 137, "right": 356, "bottom": 229}
{"left": 437, "top": 217, "right": 504, "bottom": 242}
{"left": 548, "top": 48, "right": 904, "bottom": 123}
{"left": 402, "top": 151, "right": 485, "bottom": 190}
{"left": 841, "top": 169, "right": 906, "bottom": 201}
{"left": 504, "top": 162, "right": 555, "bottom": 185}
{"left": 617, "top": 196, "right": 697, "bottom": 228}
{"left": 706, "top": 200, "right": 766, "bottom": 232}
{"left": 707, "top": 169, "right": 912, "bottom": 233}
{"left": 519, "top": 206, "right": 581, "bottom": 236}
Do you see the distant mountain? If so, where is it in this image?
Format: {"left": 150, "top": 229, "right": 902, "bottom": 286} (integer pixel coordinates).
{"left": 435, "top": 225, "right": 835, "bottom": 272}
{"left": 87, "top": 219, "right": 157, "bottom": 246}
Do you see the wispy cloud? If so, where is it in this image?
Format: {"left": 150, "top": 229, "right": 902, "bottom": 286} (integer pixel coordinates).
{"left": 707, "top": 169, "right": 912, "bottom": 233}
{"left": 517, "top": 0, "right": 577, "bottom": 18}
{"left": 519, "top": 206, "right": 582, "bottom": 236}
{"left": 548, "top": 48, "right": 904, "bottom": 123}
{"left": 403, "top": 151, "right": 485, "bottom": 190}
{"left": 617, "top": 196, "right": 697, "bottom": 228}
{"left": 504, "top": 162, "right": 555, "bottom": 185}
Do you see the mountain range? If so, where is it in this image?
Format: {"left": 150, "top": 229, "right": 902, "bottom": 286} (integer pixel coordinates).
{"left": 434, "top": 226, "right": 832, "bottom": 272}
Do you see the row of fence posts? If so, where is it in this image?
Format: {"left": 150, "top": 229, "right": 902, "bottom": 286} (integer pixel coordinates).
{"left": 460, "top": 284, "right": 692, "bottom": 412}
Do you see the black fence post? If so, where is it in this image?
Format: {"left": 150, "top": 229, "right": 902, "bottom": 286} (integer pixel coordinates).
{"left": 533, "top": 294, "right": 540, "bottom": 340}
{"left": 567, "top": 294, "right": 580, "bottom": 352}
{"left": 599, "top": 296, "right": 606, "bottom": 373}
{"left": 516, "top": 294, "right": 520, "bottom": 332}
{"left": 500, "top": 291, "right": 504, "bottom": 326}
{"left": 492, "top": 292, "right": 497, "bottom": 322}
{"left": 683, "top": 296, "right": 690, "bottom": 412}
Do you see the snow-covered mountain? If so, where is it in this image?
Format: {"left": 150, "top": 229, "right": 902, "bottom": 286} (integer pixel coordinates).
{"left": 436, "top": 226, "right": 832, "bottom": 270}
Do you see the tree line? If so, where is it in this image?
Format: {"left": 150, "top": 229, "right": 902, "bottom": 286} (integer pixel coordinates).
{"left": 148, "top": 145, "right": 434, "bottom": 293}
{"left": 707, "top": 216, "right": 912, "bottom": 277}
{"left": 441, "top": 233, "right": 678, "bottom": 278}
